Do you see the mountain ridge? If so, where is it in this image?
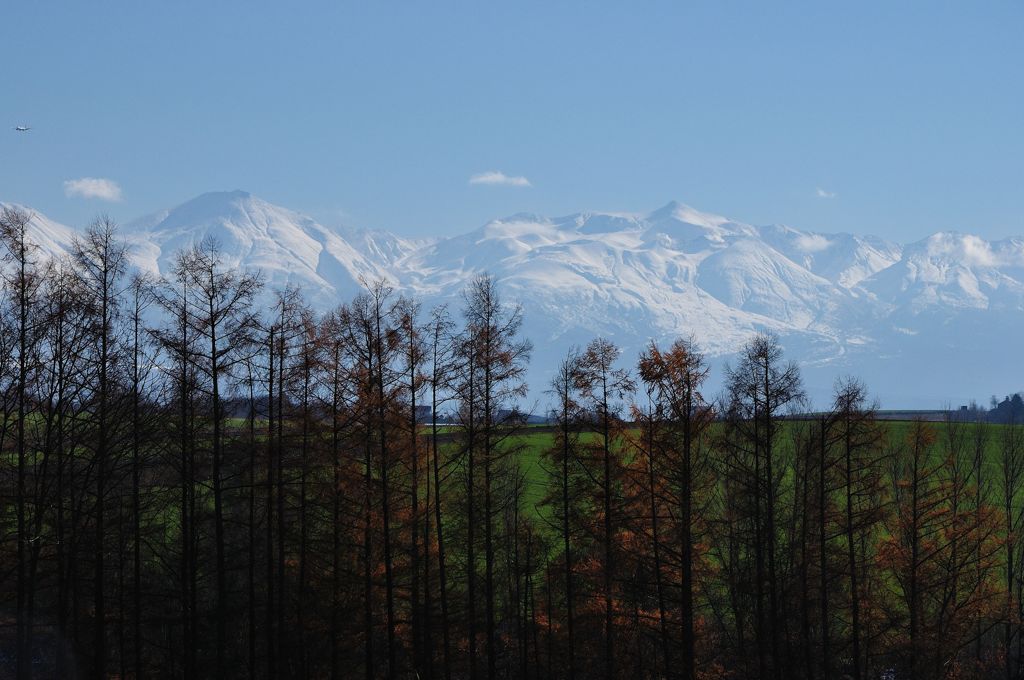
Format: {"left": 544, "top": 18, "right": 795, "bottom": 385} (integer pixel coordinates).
{"left": 3, "top": 191, "right": 1020, "bottom": 408}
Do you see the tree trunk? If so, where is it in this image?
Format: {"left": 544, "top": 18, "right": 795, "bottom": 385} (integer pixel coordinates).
{"left": 432, "top": 370, "right": 453, "bottom": 680}
{"left": 266, "top": 327, "right": 277, "bottom": 679}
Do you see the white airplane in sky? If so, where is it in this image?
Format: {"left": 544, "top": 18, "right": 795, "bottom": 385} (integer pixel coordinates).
{"left": 14, "top": 125, "right": 31, "bottom": 132}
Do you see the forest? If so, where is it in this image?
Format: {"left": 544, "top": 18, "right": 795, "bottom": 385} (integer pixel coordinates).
{"left": 0, "top": 205, "right": 1021, "bottom": 680}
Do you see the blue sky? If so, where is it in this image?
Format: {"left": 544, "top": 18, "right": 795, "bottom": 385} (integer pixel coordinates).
{"left": 3, "top": 2, "right": 1022, "bottom": 240}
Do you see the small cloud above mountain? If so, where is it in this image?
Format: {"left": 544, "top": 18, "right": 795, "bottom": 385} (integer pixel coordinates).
{"left": 63, "top": 177, "right": 123, "bottom": 202}
{"left": 816, "top": 187, "right": 837, "bottom": 199}
{"left": 469, "top": 171, "right": 531, "bottom": 187}
{"left": 793, "top": 233, "right": 832, "bottom": 253}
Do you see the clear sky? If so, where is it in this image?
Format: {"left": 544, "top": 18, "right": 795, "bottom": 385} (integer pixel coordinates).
{"left": 3, "top": 1, "right": 1022, "bottom": 241}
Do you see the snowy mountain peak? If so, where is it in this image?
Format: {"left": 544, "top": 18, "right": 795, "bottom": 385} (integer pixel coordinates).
{"left": 120, "top": 191, "right": 394, "bottom": 304}
{"left": 129, "top": 190, "right": 305, "bottom": 239}
{"left": 643, "top": 200, "right": 753, "bottom": 248}
{"left": 647, "top": 200, "right": 732, "bottom": 229}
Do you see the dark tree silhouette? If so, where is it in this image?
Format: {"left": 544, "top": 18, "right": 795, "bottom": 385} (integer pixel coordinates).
{"left": 1, "top": 219, "right": 1021, "bottom": 680}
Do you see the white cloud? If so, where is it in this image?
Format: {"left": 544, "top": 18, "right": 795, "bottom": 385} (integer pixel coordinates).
{"left": 815, "top": 187, "right": 837, "bottom": 199}
{"left": 794, "top": 233, "right": 832, "bottom": 253}
{"left": 469, "top": 170, "right": 531, "bottom": 187}
{"left": 961, "top": 235, "right": 998, "bottom": 267}
{"left": 63, "top": 177, "right": 123, "bottom": 202}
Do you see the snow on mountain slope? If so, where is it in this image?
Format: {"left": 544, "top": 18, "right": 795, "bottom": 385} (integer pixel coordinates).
{"left": 125, "top": 191, "right": 393, "bottom": 306}
{"left": 0, "top": 202, "right": 78, "bottom": 257}
{"left": 697, "top": 238, "right": 843, "bottom": 328}
{"left": 398, "top": 203, "right": 874, "bottom": 359}
{"left": 643, "top": 200, "right": 756, "bottom": 247}
{"left": 758, "top": 224, "right": 902, "bottom": 288}
{"left": 5, "top": 191, "right": 1023, "bottom": 407}
{"left": 860, "top": 232, "right": 1024, "bottom": 313}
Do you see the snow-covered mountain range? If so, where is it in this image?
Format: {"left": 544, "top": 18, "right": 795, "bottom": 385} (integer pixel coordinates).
{"left": 5, "top": 190, "right": 1022, "bottom": 408}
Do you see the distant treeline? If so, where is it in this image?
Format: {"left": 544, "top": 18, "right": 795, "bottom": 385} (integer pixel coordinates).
{"left": 990, "top": 394, "right": 1024, "bottom": 424}
{"left": 2, "top": 206, "right": 1023, "bottom": 680}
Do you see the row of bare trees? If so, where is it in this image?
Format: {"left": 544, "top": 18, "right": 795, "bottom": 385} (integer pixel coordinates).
{"left": 0, "top": 206, "right": 1022, "bottom": 680}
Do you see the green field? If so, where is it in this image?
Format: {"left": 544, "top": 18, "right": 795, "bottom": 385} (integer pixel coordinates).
{"left": 495, "top": 419, "right": 1014, "bottom": 529}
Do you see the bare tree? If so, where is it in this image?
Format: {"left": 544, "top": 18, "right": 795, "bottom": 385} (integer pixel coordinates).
{"left": 0, "top": 206, "right": 45, "bottom": 678}
{"left": 73, "top": 217, "right": 129, "bottom": 680}
{"left": 127, "top": 272, "right": 157, "bottom": 677}
{"left": 176, "top": 238, "right": 262, "bottom": 675}
{"left": 458, "top": 274, "right": 531, "bottom": 679}
{"left": 832, "top": 378, "right": 886, "bottom": 680}
{"left": 723, "top": 332, "right": 803, "bottom": 680}
{"left": 637, "top": 337, "right": 713, "bottom": 680}
{"left": 543, "top": 349, "right": 583, "bottom": 680}
{"left": 427, "top": 304, "right": 457, "bottom": 680}
{"left": 575, "top": 337, "right": 634, "bottom": 679}
{"left": 151, "top": 252, "right": 200, "bottom": 679}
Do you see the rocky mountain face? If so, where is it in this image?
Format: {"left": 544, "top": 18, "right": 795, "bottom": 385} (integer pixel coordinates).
{"left": 5, "top": 190, "right": 1021, "bottom": 408}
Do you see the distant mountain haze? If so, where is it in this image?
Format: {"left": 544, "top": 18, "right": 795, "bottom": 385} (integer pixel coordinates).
{"left": 4, "top": 190, "right": 1020, "bottom": 409}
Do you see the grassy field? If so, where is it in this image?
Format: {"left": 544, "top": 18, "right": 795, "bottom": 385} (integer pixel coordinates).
{"left": 493, "top": 419, "right": 1014, "bottom": 529}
